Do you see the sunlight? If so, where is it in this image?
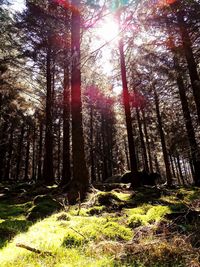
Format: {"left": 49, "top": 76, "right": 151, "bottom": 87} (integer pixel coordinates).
{"left": 95, "top": 15, "right": 119, "bottom": 43}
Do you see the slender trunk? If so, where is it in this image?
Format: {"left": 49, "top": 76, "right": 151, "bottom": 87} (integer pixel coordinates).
{"left": 24, "top": 127, "right": 30, "bottom": 181}
{"left": 141, "top": 108, "right": 153, "bottom": 173}
{"left": 154, "top": 89, "right": 172, "bottom": 186}
{"left": 177, "top": 10, "right": 200, "bottom": 123}
{"left": 89, "top": 104, "right": 95, "bottom": 182}
{"left": 16, "top": 124, "right": 25, "bottom": 181}
{"left": 5, "top": 127, "right": 14, "bottom": 180}
{"left": 57, "top": 118, "right": 61, "bottom": 180}
{"left": 101, "top": 113, "right": 108, "bottom": 181}
{"left": 154, "top": 154, "right": 160, "bottom": 174}
{"left": 173, "top": 52, "right": 200, "bottom": 186}
{"left": 32, "top": 123, "right": 36, "bottom": 181}
{"left": 118, "top": 29, "right": 139, "bottom": 187}
{"left": 169, "top": 153, "right": 176, "bottom": 178}
{"left": 43, "top": 45, "right": 54, "bottom": 185}
{"left": 0, "top": 123, "right": 8, "bottom": 181}
{"left": 176, "top": 153, "right": 185, "bottom": 185}
{"left": 37, "top": 121, "right": 43, "bottom": 181}
{"left": 71, "top": 0, "right": 89, "bottom": 196}
{"left": 174, "top": 156, "right": 181, "bottom": 185}
{"left": 136, "top": 107, "right": 149, "bottom": 172}
{"left": 62, "top": 65, "right": 71, "bottom": 185}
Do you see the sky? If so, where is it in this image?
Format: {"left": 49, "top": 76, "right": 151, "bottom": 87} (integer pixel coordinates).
{"left": 8, "top": 0, "right": 25, "bottom": 12}
{"left": 7, "top": 0, "right": 121, "bottom": 94}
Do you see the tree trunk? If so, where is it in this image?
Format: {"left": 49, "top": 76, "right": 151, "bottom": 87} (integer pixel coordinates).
{"left": 141, "top": 108, "right": 153, "bottom": 173}
{"left": 154, "top": 89, "right": 172, "bottom": 186}
{"left": 173, "top": 53, "right": 200, "bottom": 186}
{"left": 169, "top": 153, "right": 176, "bottom": 179}
{"left": 176, "top": 153, "right": 185, "bottom": 185}
{"left": 32, "top": 122, "right": 36, "bottom": 181}
{"left": 118, "top": 25, "right": 139, "bottom": 187}
{"left": 43, "top": 44, "right": 54, "bottom": 185}
{"left": 70, "top": 0, "right": 89, "bottom": 199}
{"left": 37, "top": 121, "right": 43, "bottom": 181}
{"left": 62, "top": 65, "right": 71, "bottom": 185}
{"left": 89, "top": 104, "right": 95, "bottom": 182}
{"left": 16, "top": 124, "right": 25, "bottom": 181}
{"left": 24, "top": 126, "right": 30, "bottom": 181}
{"left": 5, "top": 127, "right": 14, "bottom": 180}
{"left": 136, "top": 107, "right": 149, "bottom": 172}
{"left": 176, "top": 10, "right": 200, "bottom": 123}
{"left": 0, "top": 123, "right": 8, "bottom": 181}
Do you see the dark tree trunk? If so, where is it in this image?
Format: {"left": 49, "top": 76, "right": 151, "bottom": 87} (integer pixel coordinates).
{"left": 57, "top": 118, "right": 61, "bottom": 180}
{"left": 173, "top": 53, "right": 200, "bottom": 186}
{"left": 118, "top": 34, "right": 139, "bottom": 187}
{"left": 154, "top": 154, "right": 160, "bottom": 175}
{"left": 16, "top": 124, "right": 25, "bottom": 181}
{"left": 101, "top": 113, "right": 108, "bottom": 181}
{"left": 0, "top": 123, "right": 8, "bottom": 181}
{"left": 32, "top": 123, "right": 36, "bottom": 181}
{"left": 62, "top": 65, "right": 71, "bottom": 185}
{"left": 89, "top": 104, "right": 95, "bottom": 182}
{"left": 5, "top": 127, "right": 14, "bottom": 180}
{"left": 176, "top": 153, "right": 185, "bottom": 185}
{"left": 24, "top": 126, "right": 30, "bottom": 181}
{"left": 124, "top": 137, "right": 130, "bottom": 170}
{"left": 70, "top": 0, "right": 89, "bottom": 198}
{"left": 136, "top": 107, "right": 149, "bottom": 172}
{"left": 37, "top": 121, "right": 43, "bottom": 181}
{"left": 176, "top": 10, "right": 200, "bottom": 123}
{"left": 141, "top": 108, "right": 153, "bottom": 173}
{"left": 169, "top": 153, "right": 176, "bottom": 179}
{"left": 43, "top": 45, "right": 54, "bottom": 185}
{"left": 154, "top": 89, "right": 172, "bottom": 186}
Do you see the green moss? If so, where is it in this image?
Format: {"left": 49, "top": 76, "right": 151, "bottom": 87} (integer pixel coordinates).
{"left": 0, "top": 202, "right": 32, "bottom": 219}
{"left": 62, "top": 232, "right": 86, "bottom": 248}
{"left": 128, "top": 205, "right": 171, "bottom": 227}
{"left": 146, "top": 206, "right": 171, "bottom": 222}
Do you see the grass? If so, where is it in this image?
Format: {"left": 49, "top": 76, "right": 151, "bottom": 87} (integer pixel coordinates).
{"left": 0, "top": 186, "right": 199, "bottom": 266}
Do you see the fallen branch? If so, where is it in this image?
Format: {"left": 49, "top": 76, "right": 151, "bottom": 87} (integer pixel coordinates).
{"left": 69, "top": 227, "right": 88, "bottom": 240}
{"left": 16, "top": 243, "right": 52, "bottom": 256}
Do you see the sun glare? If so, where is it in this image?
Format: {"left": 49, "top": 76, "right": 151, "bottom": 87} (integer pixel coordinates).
{"left": 96, "top": 16, "right": 119, "bottom": 44}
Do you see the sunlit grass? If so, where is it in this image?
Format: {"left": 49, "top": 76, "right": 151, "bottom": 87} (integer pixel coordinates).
{"left": 0, "top": 187, "right": 200, "bottom": 266}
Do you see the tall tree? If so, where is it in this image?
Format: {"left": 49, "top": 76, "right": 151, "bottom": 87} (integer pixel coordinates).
{"left": 70, "top": 0, "right": 89, "bottom": 198}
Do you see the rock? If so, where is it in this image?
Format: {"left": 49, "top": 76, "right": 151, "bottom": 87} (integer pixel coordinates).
{"left": 121, "top": 171, "right": 160, "bottom": 186}
{"left": 26, "top": 195, "right": 63, "bottom": 221}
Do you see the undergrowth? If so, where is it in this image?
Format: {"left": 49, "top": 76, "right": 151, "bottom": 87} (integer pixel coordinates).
{"left": 0, "top": 186, "right": 199, "bottom": 266}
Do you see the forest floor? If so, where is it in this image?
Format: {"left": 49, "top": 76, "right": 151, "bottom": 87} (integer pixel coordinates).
{"left": 0, "top": 183, "right": 199, "bottom": 267}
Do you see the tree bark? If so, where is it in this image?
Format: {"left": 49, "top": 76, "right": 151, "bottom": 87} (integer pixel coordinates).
{"left": 37, "top": 121, "right": 43, "bottom": 181}
{"left": 154, "top": 89, "right": 172, "bottom": 186}
{"left": 70, "top": 0, "right": 89, "bottom": 198}
{"left": 136, "top": 107, "right": 149, "bottom": 172}
{"left": 43, "top": 44, "right": 54, "bottom": 185}
{"left": 62, "top": 65, "right": 71, "bottom": 185}
{"left": 118, "top": 22, "right": 139, "bottom": 187}
{"left": 24, "top": 126, "right": 30, "bottom": 181}
{"left": 173, "top": 53, "right": 200, "bottom": 186}
{"left": 176, "top": 10, "right": 200, "bottom": 124}
{"left": 16, "top": 124, "right": 25, "bottom": 181}
{"left": 141, "top": 108, "right": 153, "bottom": 173}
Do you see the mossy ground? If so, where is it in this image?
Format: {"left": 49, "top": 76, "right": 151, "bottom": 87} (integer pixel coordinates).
{"left": 0, "top": 185, "right": 199, "bottom": 266}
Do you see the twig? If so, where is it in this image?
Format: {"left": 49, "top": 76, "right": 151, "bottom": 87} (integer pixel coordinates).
{"left": 69, "top": 227, "right": 88, "bottom": 240}
{"left": 77, "top": 191, "right": 81, "bottom": 216}
{"left": 16, "top": 243, "right": 52, "bottom": 256}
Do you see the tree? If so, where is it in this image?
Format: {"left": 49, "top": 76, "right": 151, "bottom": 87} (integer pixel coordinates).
{"left": 70, "top": 0, "right": 90, "bottom": 199}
